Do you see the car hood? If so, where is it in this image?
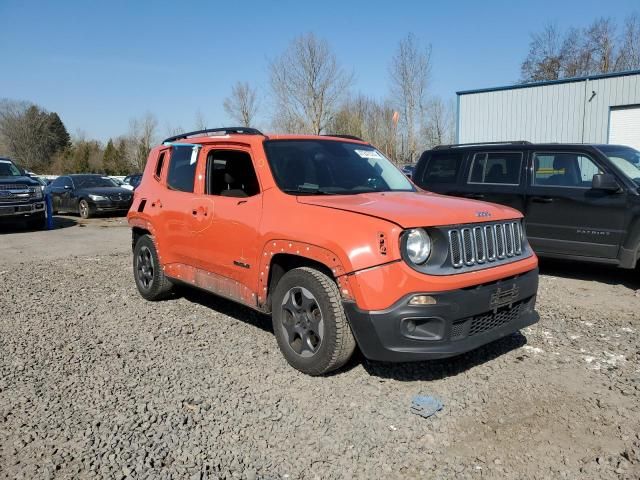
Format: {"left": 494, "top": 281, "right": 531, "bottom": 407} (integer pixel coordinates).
{"left": 0, "top": 176, "right": 40, "bottom": 186}
{"left": 296, "top": 191, "right": 521, "bottom": 228}
{"left": 76, "top": 186, "right": 133, "bottom": 196}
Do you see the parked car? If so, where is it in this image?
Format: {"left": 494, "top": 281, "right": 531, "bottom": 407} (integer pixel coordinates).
{"left": 401, "top": 164, "right": 415, "bottom": 178}
{"left": 46, "top": 174, "right": 133, "bottom": 219}
{"left": 0, "top": 157, "right": 47, "bottom": 229}
{"left": 128, "top": 128, "right": 539, "bottom": 375}
{"left": 413, "top": 142, "right": 640, "bottom": 269}
{"left": 122, "top": 174, "right": 142, "bottom": 190}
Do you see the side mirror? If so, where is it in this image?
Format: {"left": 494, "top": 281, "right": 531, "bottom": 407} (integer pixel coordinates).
{"left": 591, "top": 173, "right": 621, "bottom": 192}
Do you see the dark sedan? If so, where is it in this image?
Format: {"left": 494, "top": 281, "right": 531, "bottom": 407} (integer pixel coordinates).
{"left": 46, "top": 174, "right": 133, "bottom": 219}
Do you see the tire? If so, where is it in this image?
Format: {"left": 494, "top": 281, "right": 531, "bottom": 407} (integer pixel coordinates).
{"left": 133, "top": 234, "right": 173, "bottom": 301}
{"left": 272, "top": 267, "right": 356, "bottom": 375}
{"left": 78, "top": 199, "right": 93, "bottom": 219}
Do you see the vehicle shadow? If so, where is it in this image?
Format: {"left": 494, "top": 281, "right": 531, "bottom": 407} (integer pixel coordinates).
{"left": 538, "top": 258, "right": 640, "bottom": 289}
{"left": 0, "top": 215, "right": 78, "bottom": 234}
{"left": 177, "top": 284, "right": 529, "bottom": 379}
{"left": 352, "top": 332, "right": 528, "bottom": 381}
{"left": 178, "top": 286, "right": 273, "bottom": 334}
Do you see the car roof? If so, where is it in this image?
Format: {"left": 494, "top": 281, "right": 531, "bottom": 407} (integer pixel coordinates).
{"left": 427, "top": 142, "right": 622, "bottom": 152}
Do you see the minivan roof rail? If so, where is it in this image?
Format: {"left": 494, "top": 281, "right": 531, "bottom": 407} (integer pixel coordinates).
{"left": 163, "top": 127, "right": 264, "bottom": 144}
{"left": 321, "top": 134, "right": 365, "bottom": 141}
{"left": 433, "top": 140, "right": 531, "bottom": 149}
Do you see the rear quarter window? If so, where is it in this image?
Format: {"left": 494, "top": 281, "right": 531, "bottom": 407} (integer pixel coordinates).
{"left": 418, "top": 152, "right": 463, "bottom": 185}
{"left": 166, "top": 146, "right": 199, "bottom": 192}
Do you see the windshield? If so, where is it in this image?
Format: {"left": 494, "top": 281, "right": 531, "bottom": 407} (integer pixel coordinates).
{"left": 264, "top": 140, "right": 414, "bottom": 195}
{"left": 73, "top": 175, "right": 118, "bottom": 188}
{"left": 598, "top": 145, "right": 640, "bottom": 185}
{"left": 0, "top": 160, "right": 22, "bottom": 177}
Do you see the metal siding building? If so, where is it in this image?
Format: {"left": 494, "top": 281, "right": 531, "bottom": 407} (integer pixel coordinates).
{"left": 457, "top": 70, "right": 640, "bottom": 149}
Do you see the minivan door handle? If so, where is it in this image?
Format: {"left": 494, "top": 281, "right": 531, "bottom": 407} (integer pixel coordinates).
{"left": 531, "top": 196, "right": 554, "bottom": 203}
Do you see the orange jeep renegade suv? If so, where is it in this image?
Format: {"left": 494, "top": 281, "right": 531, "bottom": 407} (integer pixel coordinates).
{"left": 128, "top": 128, "right": 539, "bottom": 375}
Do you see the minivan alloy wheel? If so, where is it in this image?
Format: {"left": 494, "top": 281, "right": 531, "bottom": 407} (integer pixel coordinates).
{"left": 280, "top": 286, "right": 324, "bottom": 357}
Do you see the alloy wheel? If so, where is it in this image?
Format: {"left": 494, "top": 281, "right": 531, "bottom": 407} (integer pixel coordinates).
{"left": 136, "top": 246, "right": 154, "bottom": 290}
{"left": 280, "top": 286, "right": 324, "bottom": 357}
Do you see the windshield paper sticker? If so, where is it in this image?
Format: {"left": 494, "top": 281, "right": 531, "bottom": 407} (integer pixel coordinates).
{"left": 355, "top": 149, "right": 383, "bottom": 159}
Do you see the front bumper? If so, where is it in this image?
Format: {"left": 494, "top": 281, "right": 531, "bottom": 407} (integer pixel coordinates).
{"left": 344, "top": 268, "right": 539, "bottom": 362}
{"left": 92, "top": 199, "right": 132, "bottom": 212}
{"left": 0, "top": 201, "right": 46, "bottom": 218}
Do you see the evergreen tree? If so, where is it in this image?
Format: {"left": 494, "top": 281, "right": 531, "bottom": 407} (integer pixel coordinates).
{"left": 102, "top": 139, "right": 117, "bottom": 175}
{"left": 47, "top": 112, "right": 71, "bottom": 153}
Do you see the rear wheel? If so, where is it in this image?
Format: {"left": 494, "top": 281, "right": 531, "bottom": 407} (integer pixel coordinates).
{"left": 133, "top": 234, "right": 173, "bottom": 300}
{"left": 272, "top": 267, "right": 356, "bottom": 375}
{"left": 78, "top": 199, "right": 93, "bottom": 219}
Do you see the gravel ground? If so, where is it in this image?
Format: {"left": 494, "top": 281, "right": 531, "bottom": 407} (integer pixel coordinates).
{"left": 1, "top": 217, "right": 639, "bottom": 479}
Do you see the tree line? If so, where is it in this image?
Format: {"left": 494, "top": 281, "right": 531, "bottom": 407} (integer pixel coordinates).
{"left": 521, "top": 14, "right": 640, "bottom": 82}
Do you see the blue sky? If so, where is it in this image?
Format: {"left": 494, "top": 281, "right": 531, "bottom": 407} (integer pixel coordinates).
{"left": 1, "top": 0, "right": 638, "bottom": 142}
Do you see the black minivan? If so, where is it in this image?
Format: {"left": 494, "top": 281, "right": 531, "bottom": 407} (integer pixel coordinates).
{"left": 413, "top": 142, "right": 640, "bottom": 269}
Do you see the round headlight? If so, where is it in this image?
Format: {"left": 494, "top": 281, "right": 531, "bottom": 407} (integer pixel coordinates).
{"left": 404, "top": 228, "right": 431, "bottom": 264}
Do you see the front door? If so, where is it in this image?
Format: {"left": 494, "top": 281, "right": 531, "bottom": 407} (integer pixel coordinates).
{"left": 524, "top": 150, "right": 627, "bottom": 259}
{"left": 194, "top": 147, "right": 263, "bottom": 288}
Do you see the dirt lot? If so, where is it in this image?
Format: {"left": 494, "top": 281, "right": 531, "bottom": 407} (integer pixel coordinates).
{"left": 1, "top": 216, "right": 639, "bottom": 479}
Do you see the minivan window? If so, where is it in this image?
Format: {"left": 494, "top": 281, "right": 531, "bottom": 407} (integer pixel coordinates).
{"left": 468, "top": 152, "right": 522, "bottom": 185}
{"left": 167, "top": 145, "right": 199, "bottom": 192}
{"left": 533, "top": 152, "right": 602, "bottom": 187}
{"left": 420, "top": 152, "right": 462, "bottom": 184}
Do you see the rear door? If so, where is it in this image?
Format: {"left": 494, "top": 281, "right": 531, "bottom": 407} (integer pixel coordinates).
{"left": 455, "top": 150, "right": 527, "bottom": 213}
{"left": 524, "top": 150, "right": 627, "bottom": 258}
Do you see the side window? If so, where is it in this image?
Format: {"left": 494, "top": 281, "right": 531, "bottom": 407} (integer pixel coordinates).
{"left": 166, "top": 146, "right": 199, "bottom": 192}
{"left": 51, "top": 177, "right": 64, "bottom": 188}
{"left": 533, "top": 152, "right": 602, "bottom": 187}
{"left": 468, "top": 152, "right": 523, "bottom": 185}
{"left": 206, "top": 150, "right": 260, "bottom": 198}
{"left": 420, "top": 152, "right": 462, "bottom": 185}
{"left": 154, "top": 152, "right": 166, "bottom": 180}
{"left": 62, "top": 177, "right": 73, "bottom": 189}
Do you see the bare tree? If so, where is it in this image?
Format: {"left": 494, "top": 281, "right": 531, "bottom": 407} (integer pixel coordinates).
{"left": 521, "top": 15, "right": 640, "bottom": 82}
{"left": 128, "top": 113, "right": 158, "bottom": 172}
{"left": 194, "top": 110, "right": 207, "bottom": 130}
{"left": 223, "top": 81, "right": 259, "bottom": 128}
{"left": 329, "top": 95, "right": 398, "bottom": 162}
{"left": 521, "top": 24, "right": 563, "bottom": 81}
{"left": 389, "top": 33, "right": 432, "bottom": 163}
{"left": 422, "top": 97, "right": 456, "bottom": 149}
{"left": 270, "top": 33, "right": 353, "bottom": 134}
{"left": 616, "top": 13, "right": 640, "bottom": 70}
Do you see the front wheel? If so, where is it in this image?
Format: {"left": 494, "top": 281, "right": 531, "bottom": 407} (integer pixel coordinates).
{"left": 78, "top": 199, "right": 93, "bottom": 219}
{"left": 272, "top": 267, "right": 356, "bottom": 375}
{"left": 133, "top": 234, "right": 173, "bottom": 300}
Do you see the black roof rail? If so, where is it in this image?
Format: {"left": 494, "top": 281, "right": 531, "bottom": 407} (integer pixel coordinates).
{"left": 432, "top": 140, "right": 531, "bottom": 150}
{"left": 321, "top": 134, "right": 365, "bottom": 142}
{"left": 163, "top": 127, "right": 264, "bottom": 144}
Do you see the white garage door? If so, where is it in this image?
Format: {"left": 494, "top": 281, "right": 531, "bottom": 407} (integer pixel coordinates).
{"left": 609, "top": 106, "right": 640, "bottom": 151}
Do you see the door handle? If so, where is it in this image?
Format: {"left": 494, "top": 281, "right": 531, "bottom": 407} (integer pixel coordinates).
{"left": 531, "top": 197, "right": 554, "bottom": 203}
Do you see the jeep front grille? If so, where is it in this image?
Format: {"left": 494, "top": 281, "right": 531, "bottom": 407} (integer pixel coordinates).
{"left": 448, "top": 221, "right": 523, "bottom": 269}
